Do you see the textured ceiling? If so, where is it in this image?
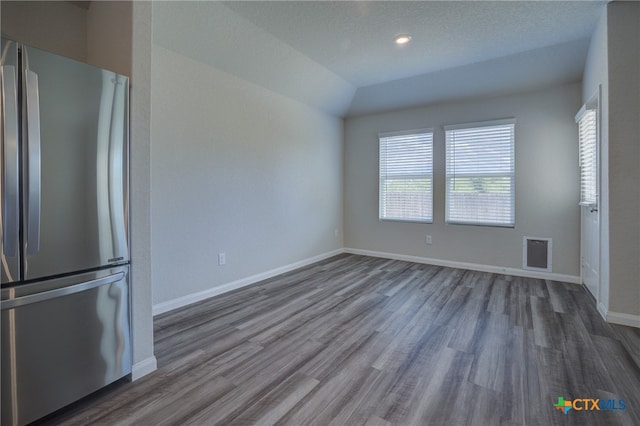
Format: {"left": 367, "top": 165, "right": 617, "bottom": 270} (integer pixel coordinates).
{"left": 224, "top": 1, "right": 605, "bottom": 88}
{"left": 154, "top": 1, "right": 606, "bottom": 117}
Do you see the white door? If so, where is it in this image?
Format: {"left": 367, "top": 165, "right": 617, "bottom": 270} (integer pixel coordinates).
{"left": 582, "top": 205, "right": 599, "bottom": 298}
{"left": 578, "top": 91, "right": 600, "bottom": 300}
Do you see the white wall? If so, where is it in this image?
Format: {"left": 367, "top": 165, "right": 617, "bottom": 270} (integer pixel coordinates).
{"left": 345, "top": 83, "right": 582, "bottom": 278}
{"left": 150, "top": 45, "right": 343, "bottom": 307}
{"left": 1, "top": 1, "right": 87, "bottom": 62}
{"left": 152, "top": 1, "right": 354, "bottom": 117}
{"left": 130, "top": 1, "right": 156, "bottom": 379}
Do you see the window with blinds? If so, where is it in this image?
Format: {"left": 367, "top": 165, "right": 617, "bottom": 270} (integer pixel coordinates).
{"left": 445, "top": 119, "right": 515, "bottom": 227}
{"left": 379, "top": 129, "right": 433, "bottom": 222}
{"left": 576, "top": 108, "right": 597, "bottom": 206}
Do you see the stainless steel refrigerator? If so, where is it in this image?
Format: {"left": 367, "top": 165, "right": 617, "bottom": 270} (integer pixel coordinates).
{"left": 1, "top": 38, "right": 132, "bottom": 425}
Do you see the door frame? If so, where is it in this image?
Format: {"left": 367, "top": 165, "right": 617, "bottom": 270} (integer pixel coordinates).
{"left": 578, "top": 87, "right": 601, "bottom": 303}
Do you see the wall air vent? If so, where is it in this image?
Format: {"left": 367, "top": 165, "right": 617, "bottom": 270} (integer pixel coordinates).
{"left": 523, "top": 237, "right": 552, "bottom": 272}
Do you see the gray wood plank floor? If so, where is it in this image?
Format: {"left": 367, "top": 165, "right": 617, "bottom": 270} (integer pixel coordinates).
{"left": 45, "top": 254, "right": 640, "bottom": 426}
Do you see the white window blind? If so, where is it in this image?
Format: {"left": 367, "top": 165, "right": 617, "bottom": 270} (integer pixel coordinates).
{"left": 445, "top": 119, "right": 515, "bottom": 227}
{"left": 576, "top": 108, "right": 597, "bottom": 206}
{"left": 379, "top": 130, "right": 433, "bottom": 222}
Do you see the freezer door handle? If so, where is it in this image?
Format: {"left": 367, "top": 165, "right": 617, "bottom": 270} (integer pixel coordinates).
{"left": 1, "top": 64, "right": 20, "bottom": 257}
{"left": 25, "top": 68, "right": 42, "bottom": 254}
{"left": 1, "top": 271, "right": 125, "bottom": 310}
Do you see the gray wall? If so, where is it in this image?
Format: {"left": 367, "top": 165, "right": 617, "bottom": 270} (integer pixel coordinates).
{"left": 582, "top": 2, "right": 640, "bottom": 320}
{"left": 344, "top": 83, "right": 582, "bottom": 277}
{"left": 150, "top": 44, "right": 343, "bottom": 306}
{"left": 87, "top": 1, "right": 132, "bottom": 76}
{"left": 606, "top": 2, "right": 640, "bottom": 317}
{"left": 1, "top": 1, "right": 87, "bottom": 61}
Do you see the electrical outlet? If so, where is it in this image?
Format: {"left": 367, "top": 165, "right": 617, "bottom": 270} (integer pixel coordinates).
{"left": 426, "top": 235, "right": 432, "bottom": 245}
{"left": 218, "top": 252, "right": 226, "bottom": 265}
{"left": 334, "top": 229, "right": 339, "bottom": 238}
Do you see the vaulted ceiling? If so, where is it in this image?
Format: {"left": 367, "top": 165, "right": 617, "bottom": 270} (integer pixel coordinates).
{"left": 153, "top": 1, "right": 606, "bottom": 117}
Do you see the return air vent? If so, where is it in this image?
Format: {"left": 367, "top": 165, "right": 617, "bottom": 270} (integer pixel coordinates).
{"left": 523, "top": 237, "right": 552, "bottom": 272}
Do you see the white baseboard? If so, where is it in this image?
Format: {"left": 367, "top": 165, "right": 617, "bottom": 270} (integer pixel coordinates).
{"left": 597, "top": 303, "right": 640, "bottom": 328}
{"left": 346, "top": 248, "right": 637, "bottom": 328}
{"left": 131, "top": 356, "right": 157, "bottom": 381}
{"left": 607, "top": 311, "right": 640, "bottom": 328}
{"left": 152, "top": 246, "right": 583, "bottom": 317}
{"left": 344, "top": 248, "right": 581, "bottom": 284}
{"left": 152, "top": 249, "right": 344, "bottom": 316}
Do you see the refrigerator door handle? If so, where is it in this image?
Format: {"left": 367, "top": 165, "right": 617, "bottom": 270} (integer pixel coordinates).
{"left": 1, "top": 271, "right": 125, "bottom": 310}
{"left": 25, "top": 68, "right": 42, "bottom": 255}
{"left": 1, "top": 64, "right": 20, "bottom": 257}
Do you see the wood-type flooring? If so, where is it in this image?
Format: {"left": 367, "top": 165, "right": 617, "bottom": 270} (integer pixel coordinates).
{"left": 45, "top": 254, "right": 640, "bottom": 425}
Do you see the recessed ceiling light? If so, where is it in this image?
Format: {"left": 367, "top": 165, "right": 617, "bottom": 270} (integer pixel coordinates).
{"left": 394, "top": 34, "right": 412, "bottom": 46}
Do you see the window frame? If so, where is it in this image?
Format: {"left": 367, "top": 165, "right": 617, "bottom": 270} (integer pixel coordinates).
{"left": 575, "top": 97, "right": 599, "bottom": 207}
{"left": 444, "top": 118, "right": 516, "bottom": 228}
{"left": 378, "top": 128, "right": 434, "bottom": 223}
